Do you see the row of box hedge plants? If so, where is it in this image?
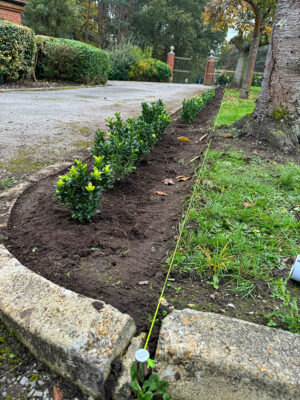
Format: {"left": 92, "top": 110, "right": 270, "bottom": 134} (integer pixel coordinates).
{"left": 55, "top": 100, "right": 171, "bottom": 222}
{"left": 180, "top": 89, "right": 216, "bottom": 123}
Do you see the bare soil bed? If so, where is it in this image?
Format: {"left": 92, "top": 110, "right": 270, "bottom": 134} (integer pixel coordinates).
{"left": 2, "top": 87, "right": 297, "bottom": 365}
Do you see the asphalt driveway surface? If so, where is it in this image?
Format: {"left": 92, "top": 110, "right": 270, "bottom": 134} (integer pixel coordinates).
{"left": 0, "top": 80, "right": 208, "bottom": 181}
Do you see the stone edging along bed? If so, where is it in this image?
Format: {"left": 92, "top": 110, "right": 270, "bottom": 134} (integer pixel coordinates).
{"left": 0, "top": 158, "right": 300, "bottom": 400}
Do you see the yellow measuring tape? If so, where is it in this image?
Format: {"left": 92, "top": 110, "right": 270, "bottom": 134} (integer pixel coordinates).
{"left": 144, "top": 142, "right": 211, "bottom": 350}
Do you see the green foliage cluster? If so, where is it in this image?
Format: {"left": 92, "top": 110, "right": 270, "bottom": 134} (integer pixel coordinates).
{"left": 251, "top": 72, "right": 263, "bottom": 87}
{"left": 108, "top": 41, "right": 171, "bottom": 82}
{"left": 130, "top": 362, "right": 172, "bottom": 400}
{"left": 216, "top": 71, "right": 263, "bottom": 87}
{"left": 55, "top": 157, "right": 113, "bottom": 223}
{"left": 92, "top": 100, "right": 171, "bottom": 179}
{"left": 23, "top": 0, "right": 79, "bottom": 38}
{"left": 180, "top": 89, "right": 215, "bottom": 123}
{"left": 35, "top": 35, "right": 110, "bottom": 84}
{"left": 108, "top": 40, "right": 137, "bottom": 80}
{"left": 56, "top": 100, "right": 170, "bottom": 222}
{"left": 266, "top": 278, "right": 300, "bottom": 334}
{"left": 128, "top": 59, "right": 172, "bottom": 82}
{"left": 216, "top": 71, "right": 234, "bottom": 86}
{"left": 0, "top": 19, "right": 35, "bottom": 82}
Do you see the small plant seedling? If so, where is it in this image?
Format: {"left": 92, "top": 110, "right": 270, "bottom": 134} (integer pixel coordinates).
{"left": 130, "top": 362, "right": 173, "bottom": 400}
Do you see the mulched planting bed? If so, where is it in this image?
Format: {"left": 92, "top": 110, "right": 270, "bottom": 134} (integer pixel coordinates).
{"left": 2, "top": 86, "right": 298, "bottom": 365}
{"left": 1, "top": 88, "right": 222, "bottom": 352}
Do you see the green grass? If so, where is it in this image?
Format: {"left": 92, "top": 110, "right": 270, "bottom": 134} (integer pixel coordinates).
{"left": 175, "top": 150, "right": 300, "bottom": 302}
{"left": 214, "top": 87, "right": 260, "bottom": 127}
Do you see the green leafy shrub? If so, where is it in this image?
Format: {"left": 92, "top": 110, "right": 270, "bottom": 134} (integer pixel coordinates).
{"left": 55, "top": 157, "right": 113, "bottom": 222}
{"left": 108, "top": 43, "right": 136, "bottom": 80}
{"left": 0, "top": 19, "right": 35, "bottom": 81}
{"left": 92, "top": 100, "right": 171, "bottom": 179}
{"left": 108, "top": 41, "right": 155, "bottom": 81}
{"left": 35, "top": 35, "right": 110, "bottom": 84}
{"left": 216, "top": 71, "right": 234, "bottom": 86}
{"left": 251, "top": 72, "right": 263, "bottom": 87}
{"left": 130, "top": 362, "right": 172, "bottom": 400}
{"left": 128, "top": 59, "right": 172, "bottom": 82}
{"left": 57, "top": 100, "right": 170, "bottom": 222}
{"left": 180, "top": 89, "right": 215, "bottom": 123}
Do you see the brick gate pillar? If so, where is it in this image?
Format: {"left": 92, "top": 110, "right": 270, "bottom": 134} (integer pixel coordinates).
{"left": 167, "top": 46, "right": 175, "bottom": 82}
{"left": 204, "top": 52, "right": 215, "bottom": 85}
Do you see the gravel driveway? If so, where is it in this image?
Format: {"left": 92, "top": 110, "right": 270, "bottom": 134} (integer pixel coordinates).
{"left": 0, "top": 81, "right": 208, "bottom": 183}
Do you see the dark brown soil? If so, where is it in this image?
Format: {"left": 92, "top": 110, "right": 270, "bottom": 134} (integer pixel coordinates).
{"left": 2, "top": 88, "right": 222, "bottom": 352}
{"left": 2, "top": 86, "right": 297, "bottom": 365}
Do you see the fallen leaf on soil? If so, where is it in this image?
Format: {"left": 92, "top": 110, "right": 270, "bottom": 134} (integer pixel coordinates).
{"left": 244, "top": 201, "right": 257, "bottom": 208}
{"left": 176, "top": 176, "right": 192, "bottom": 182}
{"left": 156, "top": 191, "right": 168, "bottom": 196}
{"left": 253, "top": 150, "right": 258, "bottom": 154}
{"left": 162, "top": 178, "right": 175, "bottom": 185}
{"left": 282, "top": 257, "right": 290, "bottom": 263}
{"left": 259, "top": 367, "right": 267, "bottom": 372}
{"left": 139, "top": 281, "right": 149, "bottom": 285}
{"left": 267, "top": 348, "right": 274, "bottom": 354}
{"left": 177, "top": 136, "right": 191, "bottom": 142}
{"left": 53, "top": 385, "right": 63, "bottom": 400}
{"left": 224, "top": 134, "right": 233, "bottom": 138}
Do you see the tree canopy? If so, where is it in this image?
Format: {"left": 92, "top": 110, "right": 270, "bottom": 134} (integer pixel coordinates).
{"left": 23, "top": 0, "right": 79, "bottom": 37}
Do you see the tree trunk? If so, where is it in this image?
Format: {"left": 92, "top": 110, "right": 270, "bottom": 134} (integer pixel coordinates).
{"left": 240, "top": 13, "right": 261, "bottom": 98}
{"left": 231, "top": 48, "right": 249, "bottom": 89}
{"left": 239, "top": 0, "right": 300, "bottom": 153}
{"left": 85, "top": 0, "right": 92, "bottom": 42}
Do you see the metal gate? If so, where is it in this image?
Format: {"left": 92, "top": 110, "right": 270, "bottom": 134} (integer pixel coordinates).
{"left": 173, "top": 56, "right": 192, "bottom": 83}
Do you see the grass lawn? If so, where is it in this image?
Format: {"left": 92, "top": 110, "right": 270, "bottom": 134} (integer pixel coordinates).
{"left": 214, "top": 86, "right": 260, "bottom": 127}
{"left": 175, "top": 150, "right": 300, "bottom": 332}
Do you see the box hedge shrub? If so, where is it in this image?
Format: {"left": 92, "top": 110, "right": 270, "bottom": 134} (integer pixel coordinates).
{"left": 35, "top": 35, "right": 110, "bottom": 84}
{"left": 128, "top": 58, "right": 172, "bottom": 82}
{"left": 0, "top": 19, "right": 35, "bottom": 81}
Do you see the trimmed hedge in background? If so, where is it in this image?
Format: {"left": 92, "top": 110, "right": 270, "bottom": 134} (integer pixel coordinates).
{"left": 128, "top": 58, "right": 172, "bottom": 82}
{"left": 0, "top": 19, "right": 35, "bottom": 81}
{"left": 35, "top": 35, "right": 110, "bottom": 84}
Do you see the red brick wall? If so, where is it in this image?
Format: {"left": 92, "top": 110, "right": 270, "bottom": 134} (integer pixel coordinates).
{"left": 0, "top": 1, "right": 24, "bottom": 25}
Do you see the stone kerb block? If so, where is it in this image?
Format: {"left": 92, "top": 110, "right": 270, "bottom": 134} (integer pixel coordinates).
{"left": 155, "top": 309, "right": 300, "bottom": 400}
{"left": 0, "top": 245, "right": 136, "bottom": 399}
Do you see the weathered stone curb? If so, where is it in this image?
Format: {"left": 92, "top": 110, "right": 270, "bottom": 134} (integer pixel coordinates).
{"left": 0, "top": 245, "right": 136, "bottom": 399}
{"left": 155, "top": 309, "right": 300, "bottom": 400}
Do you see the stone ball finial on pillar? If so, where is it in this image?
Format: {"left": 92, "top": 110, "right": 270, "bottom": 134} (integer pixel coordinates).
{"left": 167, "top": 46, "right": 175, "bottom": 81}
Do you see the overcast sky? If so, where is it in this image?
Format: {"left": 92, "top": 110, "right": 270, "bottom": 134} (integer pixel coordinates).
{"left": 227, "top": 28, "right": 237, "bottom": 41}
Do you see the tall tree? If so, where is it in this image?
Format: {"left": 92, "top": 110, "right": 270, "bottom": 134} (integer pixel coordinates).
{"left": 203, "top": 0, "right": 276, "bottom": 97}
{"left": 240, "top": 0, "right": 300, "bottom": 153}
{"left": 134, "top": 0, "right": 225, "bottom": 60}
{"left": 23, "top": 0, "right": 79, "bottom": 38}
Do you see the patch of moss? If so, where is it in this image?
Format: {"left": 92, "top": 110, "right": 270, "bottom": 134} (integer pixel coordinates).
{"left": 272, "top": 107, "right": 287, "bottom": 120}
